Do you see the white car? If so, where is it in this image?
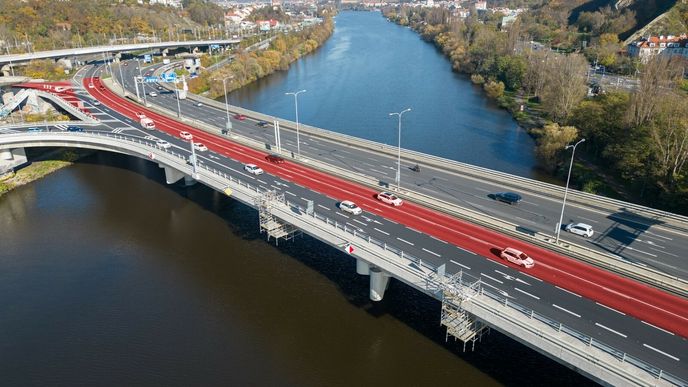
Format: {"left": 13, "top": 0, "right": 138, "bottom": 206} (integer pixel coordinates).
{"left": 339, "top": 200, "right": 362, "bottom": 215}
{"left": 91, "top": 100, "right": 101, "bottom": 106}
{"left": 193, "top": 143, "right": 208, "bottom": 152}
{"left": 377, "top": 191, "right": 403, "bottom": 206}
{"left": 135, "top": 111, "right": 146, "bottom": 119}
{"left": 149, "top": 91, "right": 158, "bottom": 97}
{"left": 244, "top": 164, "right": 264, "bottom": 175}
{"left": 565, "top": 223, "right": 594, "bottom": 238}
{"left": 196, "top": 102, "right": 203, "bottom": 107}
{"left": 500, "top": 247, "right": 535, "bottom": 268}
{"left": 156, "top": 139, "right": 171, "bottom": 149}
{"left": 180, "top": 131, "right": 193, "bottom": 140}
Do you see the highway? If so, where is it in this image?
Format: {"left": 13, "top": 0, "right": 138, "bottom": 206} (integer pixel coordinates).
{"left": 110, "top": 61, "right": 688, "bottom": 283}
{"left": 4, "top": 62, "right": 671, "bottom": 380}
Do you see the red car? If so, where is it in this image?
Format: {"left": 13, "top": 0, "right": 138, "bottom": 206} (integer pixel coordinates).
{"left": 266, "top": 154, "right": 285, "bottom": 164}
{"left": 233, "top": 114, "right": 246, "bottom": 120}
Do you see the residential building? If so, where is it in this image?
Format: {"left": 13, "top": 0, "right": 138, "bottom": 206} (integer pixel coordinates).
{"left": 627, "top": 35, "right": 688, "bottom": 62}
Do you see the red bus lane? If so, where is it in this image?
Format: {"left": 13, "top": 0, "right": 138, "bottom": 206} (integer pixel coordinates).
{"left": 85, "top": 77, "right": 688, "bottom": 338}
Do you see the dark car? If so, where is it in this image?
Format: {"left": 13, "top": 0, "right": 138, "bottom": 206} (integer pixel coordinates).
{"left": 256, "top": 120, "right": 269, "bottom": 127}
{"left": 266, "top": 154, "right": 285, "bottom": 164}
{"left": 492, "top": 192, "right": 522, "bottom": 205}
{"left": 67, "top": 126, "right": 84, "bottom": 132}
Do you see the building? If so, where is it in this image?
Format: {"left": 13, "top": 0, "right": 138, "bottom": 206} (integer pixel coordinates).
{"left": 627, "top": 35, "right": 688, "bottom": 62}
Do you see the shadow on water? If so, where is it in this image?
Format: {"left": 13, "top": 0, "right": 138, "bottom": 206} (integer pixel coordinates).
{"left": 69, "top": 151, "right": 595, "bottom": 387}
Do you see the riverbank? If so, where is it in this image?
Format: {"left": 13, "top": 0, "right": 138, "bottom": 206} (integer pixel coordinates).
{"left": 0, "top": 149, "right": 90, "bottom": 197}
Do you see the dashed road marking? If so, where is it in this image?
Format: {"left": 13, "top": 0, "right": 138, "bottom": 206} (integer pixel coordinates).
{"left": 514, "top": 287, "right": 539, "bottom": 299}
{"left": 480, "top": 273, "right": 503, "bottom": 284}
{"left": 422, "top": 248, "right": 441, "bottom": 257}
{"left": 641, "top": 321, "right": 675, "bottom": 336}
{"left": 595, "top": 323, "right": 627, "bottom": 338}
{"left": 553, "top": 304, "right": 581, "bottom": 318}
{"left": 596, "top": 302, "right": 626, "bottom": 315}
{"left": 642, "top": 344, "right": 679, "bottom": 361}
{"left": 374, "top": 228, "right": 389, "bottom": 235}
{"left": 555, "top": 286, "right": 581, "bottom": 297}
{"left": 450, "top": 260, "right": 471, "bottom": 270}
{"left": 396, "top": 237, "right": 414, "bottom": 246}
{"left": 317, "top": 204, "right": 331, "bottom": 211}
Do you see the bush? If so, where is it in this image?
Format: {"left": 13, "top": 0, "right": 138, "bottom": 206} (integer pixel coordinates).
{"left": 483, "top": 80, "right": 505, "bottom": 99}
{"left": 470, "top": 74, "right": 485, "bottom": 84}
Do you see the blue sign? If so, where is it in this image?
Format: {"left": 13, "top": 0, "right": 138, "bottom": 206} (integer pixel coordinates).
{"left": 161, "top": 72, "right": 177, "bottom": 82}
{"left": 210, "top": 44, "right": 220, "bottom": 49}
{"left": 144, "top": 76, "right": 158, "bottom": 83}
{"left": 143, "top": 54, "right": 152, "bottom": 63}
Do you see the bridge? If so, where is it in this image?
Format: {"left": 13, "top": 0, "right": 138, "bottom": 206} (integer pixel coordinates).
{"left": 1, "top": 63, "right": 688, "bottom": 386}
{"left": 0, "top": 39, "right": 240, "bottom": 67}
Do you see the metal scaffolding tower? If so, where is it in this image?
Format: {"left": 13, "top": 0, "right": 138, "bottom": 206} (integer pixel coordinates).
{"left": 256, "top": 190, "right": 300, "bottom": 245}
{"left": 439, "top": 271, "right": 490, "bottom": 352}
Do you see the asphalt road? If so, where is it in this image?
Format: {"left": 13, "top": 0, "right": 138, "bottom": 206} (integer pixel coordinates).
{"left": 111, "top": 61, "right": 688, "bottom": 282}
{"left": 17, "top": 62, "right": 678, "bottom": 381}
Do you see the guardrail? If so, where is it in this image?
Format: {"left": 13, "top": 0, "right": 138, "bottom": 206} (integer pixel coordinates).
{"left": 1, "top": 129, "right": 684, "bottom": 386}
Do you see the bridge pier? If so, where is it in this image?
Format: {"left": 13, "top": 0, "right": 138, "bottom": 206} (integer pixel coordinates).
{"left": 159, "top": 164, "right": 185, "bottom": 184}
{"left": 183, "top": 175, "right": 196, "bottom": 186}
{"left": 356, "top": 259, "right": 370, "bottom": 275}
{"left": 369, "top": 267, "right": 390, "bottom": 302}
{"left": 0, "top": 147, "right": 28, "bottom": 175}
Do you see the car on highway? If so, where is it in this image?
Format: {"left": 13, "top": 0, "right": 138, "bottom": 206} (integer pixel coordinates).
{"left": 91, "top": 99, "right": 101, "bottom": 106}
{"left": 27, "top": 127, "right": 43, "bottom": 132}
{"left": 135, "top": 111, "right": 146, "bottom": 119}
{"left": 157, "top": 85, "right": 163, "bottom": 90}
{"left": 256, "top": 121, "right": 269, "bottom": 127}
{"left": 193, "top": 143, "right": 208, "bottom": 152}
{"left": 88, "top": 83, "right": 95, "bottom": 89}
{"left": 67, "top": 126, "right": 84, "bottom": 132}
{"left": 233, "top": 114, "right": 246, "bottom": 120}
{"left": 377, "top": 191, "right": 403, "bottom": 206}
{"left": 565, "top": 223, "right": 594, "bottom": 238}
{"left": 266, "top": 154, "right": 285, "bottom": 164}
{"left": 196, "top": 102, "right": 202, "bottom": 107}
{"left": 180, "top": 131, "right": 193, "bottom": 140}
{"left": 491, "top": 192, "right": 522, "bottom": 205}
{"left": 500, "top": 247, "right": 535, "bottom": 268}
{"left": 339, "top": 200, "right": 362, "bottom": 215}
{"left": 156, "top": 139, "right": 171, "bottom": 149}
{"left": 149, "top": 91, "right": 158, "bottom": 97}
{"left": 244, "top": 164, "right": 264, "bottom": 175}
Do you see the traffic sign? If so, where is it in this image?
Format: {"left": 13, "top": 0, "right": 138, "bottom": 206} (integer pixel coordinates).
{"left": 161, "top": 72, "right": 177, "bottom": 82}
{"left": 143, "top": 76, "right": 158, "bottom": 83}
{"left": 344, "top": 244, "right": 355, "bottom": 255}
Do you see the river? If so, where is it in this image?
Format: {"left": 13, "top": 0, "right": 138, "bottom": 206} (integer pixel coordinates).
{"left": 231, "top": 11, "right": 537, "bottom": 177}
{"left": 0, "top": 11, "right": 594, "bottom": 387}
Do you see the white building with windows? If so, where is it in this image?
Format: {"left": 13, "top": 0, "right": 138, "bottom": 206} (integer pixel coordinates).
{"left": 627, "top": 35, "right": 688, "bottom": 62}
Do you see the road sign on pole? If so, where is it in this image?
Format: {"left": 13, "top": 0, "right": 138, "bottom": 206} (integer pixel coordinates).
{"left": 344, "top": 244, "right": 355, "bottom": 255}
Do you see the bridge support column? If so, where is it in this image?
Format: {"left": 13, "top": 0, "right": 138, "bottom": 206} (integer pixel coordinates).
{"left": 0, "top": 148, "right": 28, "bottom": 175}
{"left": 369, "top": 267, "right": 390, "bottom": 302}
{"left": 159, "top": 164, "right": 185, "bottom": 184}
{"left": 183, "top": 175, "right": 196, "bottom": 186}
{"left": 356, "top": 259, "right": 370, "bottom": 275}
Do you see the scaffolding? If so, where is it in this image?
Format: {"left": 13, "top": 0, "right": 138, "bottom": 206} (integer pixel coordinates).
{"left": 256, "top": 190, "right": 300, "bottom": 245}
{"left": 440, "top": 271, "right": 490, "bottom": 352}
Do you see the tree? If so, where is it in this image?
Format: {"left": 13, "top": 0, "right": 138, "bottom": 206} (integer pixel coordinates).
{"left": 532, "top": 123, "right": 579, "bottom": 171}
{"left": 648, "top": 94, "right": 688, "bottom": 187}
{"left": 483, "top": 80, "right": 505, "bottom": 99}
{"left": 541, "top": 53, "right": 588, "bottom": 124}
{"left": 627, "top": 56, "right": 683, "bottom": 128}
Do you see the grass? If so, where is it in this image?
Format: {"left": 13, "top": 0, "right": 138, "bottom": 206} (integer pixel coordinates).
{"left": 0, "top": 150, "right": 82, "bottom": 197}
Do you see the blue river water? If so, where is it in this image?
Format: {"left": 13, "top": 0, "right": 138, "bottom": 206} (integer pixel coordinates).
{"left": 231, "top": 11, "right": 537, "bottom": 177}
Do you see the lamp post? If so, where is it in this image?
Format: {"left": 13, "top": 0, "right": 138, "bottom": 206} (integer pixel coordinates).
{"left": 175, "top": 84, "right": 182, "bottom": 118}
{"left": 137, "top": 58, "right": 147, "bottom": 106}
{"left": 216, "top": 76, "right": 234, "bottom": 136}
{"left": 389, "top": 108, "right": 411, "bottom": 192}
{"left": 285, "top": 89, "right": 306, "bottom": 157}
{"left": 555, "top": 138, "right": 586, "bottom": 244}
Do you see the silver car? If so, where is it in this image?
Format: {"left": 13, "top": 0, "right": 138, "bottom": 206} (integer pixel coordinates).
{"left": 339, "top": 200, "right": 362, "bottom": 215}
{"left": 565, "top": 223, "right": 594, "bottom": 238}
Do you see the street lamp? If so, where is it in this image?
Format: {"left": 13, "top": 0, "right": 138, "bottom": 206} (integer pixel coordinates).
{"left": 285, "top": 89, "right": 306, "bottom": 157}
{"left": 215, "top": 76, "right": 234, "bottom": 136}
{"left": 389, "top": 108, "right": 411, "bottom": 192}
{"left": 555, "top": 138, "right": 586, "bottom": 244}
{"left": 137, "top": 58, "right": 147, "bottom": 106}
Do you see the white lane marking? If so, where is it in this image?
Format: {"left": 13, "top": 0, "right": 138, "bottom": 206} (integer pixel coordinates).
{"left": 317, "top": 204, "right": 331, "bottom": 211}
{"left": 352, "top": 218, "right": 367, "bottom": 226}
{"left": 285, "top": 191, "right": 297, "bottom": 197}
{"left": 520, "top": 272, "right": 542, "bottom": 282}
{"left": 642, "top": 344, "right": 680, "bottom": 361}
{"left": 514, "top": 287, "right": 540, "bottom": 299}
{"left": 301, "top": 197, "right": 310, "bottom": 201}
{"left": 641, "top": 321, "right": 675, "bottom": 336}
{"left": 553, "top": 304, "right": 581, "bottom": 318}
{"left": 407, "top": 227, "right": 422, "bottom": 234}
{"left": 257, "top": 179, "right": 268, "bottom": 184}
{"left": 422, "top": 248, "right": 441, "bottom": 257}
{"left": 555, "top": 286, "right": 582, "bottom": 298}
{"left": 494, "top": 270, "right": 509, "bottom": 277}
{"left": 397, "top": 237, "right": 414, "bottom": 246}
{"left": 481, "top": 273, "right": 503, "bottom": 284}
{"left": 335, "top": 212, "right": 350, "bottom": 219}
{"left": 373, "top": 220, "right": 383, "bottom": 225}
{"left": 649, "top": 247, "right": 678, "bottom": 258}
{"left": 596, "top": 302, "right": 626, "bottom": 315}
{"left": 369, "top": 168, "right": 389, "bottom": 175}
{"left": 514, "top": 278, "right": 531, "bottom": 286}
{"left": 373, "top": 228, "right": 390, "bottom": 235}
{"left": 595, "top": 323, "right": 627, "bottom": 338}
{"left": 455, "top": 245, "right": 477, "bottom": 255}
{"left": 644, "top": 231, "right": 673, "bottom": 241}
{"left": 270, "top": 185, "right": 282, "bottom": 190}
{"left": 431, "top": 235, "right": 448, "bottom": 244}
{"left": 624, "top": 245, "right": 657, "bottom": 257}
{"left": 450, "top": 260, "right": 471, "bottom": 270}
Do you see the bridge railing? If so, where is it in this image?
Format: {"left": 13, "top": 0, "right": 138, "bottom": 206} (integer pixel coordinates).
{"left": 2, "top": 130, "right": 685, "bottom": 386}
